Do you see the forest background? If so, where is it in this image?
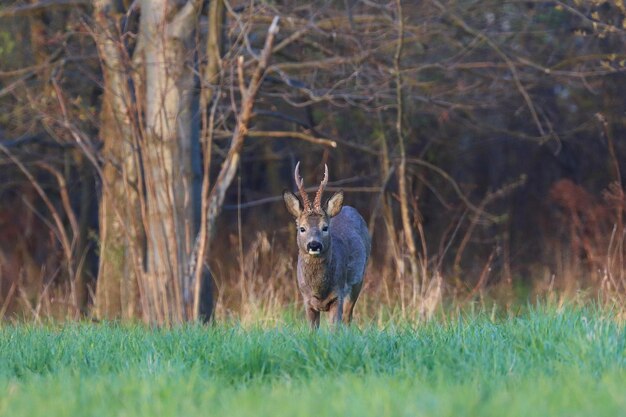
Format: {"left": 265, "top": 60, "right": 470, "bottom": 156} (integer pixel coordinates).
{"left": 0, "top": 0, "right": 625, "bottom": 324}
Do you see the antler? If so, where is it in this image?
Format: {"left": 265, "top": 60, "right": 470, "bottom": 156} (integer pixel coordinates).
{"left": 294, "top": 161, "right": 311, "bottom": 212}
{"left": 313, "top": 164, "right": 329, "bottom": 211}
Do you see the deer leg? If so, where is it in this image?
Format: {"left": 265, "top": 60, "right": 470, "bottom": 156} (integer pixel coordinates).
{"left": 328, "top": 297, "right": 344, "bottom": 327}
{"left": 342, "top": 282, "right": 363, "bottom": 325}
{"left": 305, "top": 306, "right": 320, "bottom": 329}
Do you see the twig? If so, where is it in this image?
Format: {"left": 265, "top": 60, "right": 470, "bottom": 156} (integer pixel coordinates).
{"left": 465, "top": 247, "right": 497, "bottom": 300}
{"left": 404, "top": 157, "right": 500, "bottom": 223}
{"left": 0, "top": 0, "right": 88, "bottom": 18}
{"left": 431, "top": 0, "right": 546, "bottom": 138}
{"left": 244, "top": 130, "right": 337, "bottom": 148}
{"left": 0, "top": 143, "right": 74, "bottom": 276}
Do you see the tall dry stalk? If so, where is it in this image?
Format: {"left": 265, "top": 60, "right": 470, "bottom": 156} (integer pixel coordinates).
{"left": 394, "top": 0, "right": 420, "bottom": 301}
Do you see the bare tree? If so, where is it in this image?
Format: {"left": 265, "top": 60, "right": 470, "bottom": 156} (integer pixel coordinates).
{"left": 90, "top": 0, "right": 281, "bottom": 324}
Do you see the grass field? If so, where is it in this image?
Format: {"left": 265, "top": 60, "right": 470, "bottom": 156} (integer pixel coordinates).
{"left": 0, "top": 305, "right": 625, "bottom": 417}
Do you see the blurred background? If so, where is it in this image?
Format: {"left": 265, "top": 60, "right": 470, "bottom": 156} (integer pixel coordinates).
{"left": 0, "top": 0, "right": 624, "bottom": 323}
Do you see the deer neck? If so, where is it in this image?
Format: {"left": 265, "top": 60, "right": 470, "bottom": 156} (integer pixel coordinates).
{"left": 299, "top": 248, "right": 335, "bottom": 296}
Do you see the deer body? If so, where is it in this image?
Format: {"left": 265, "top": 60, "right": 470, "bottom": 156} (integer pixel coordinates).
{"left": 284, "top": 163, "right": 371, "bottom": 328}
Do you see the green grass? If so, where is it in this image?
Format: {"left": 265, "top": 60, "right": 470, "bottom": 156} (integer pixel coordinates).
{"left": 0, "top": 305, "right": 625, "bottom": 417}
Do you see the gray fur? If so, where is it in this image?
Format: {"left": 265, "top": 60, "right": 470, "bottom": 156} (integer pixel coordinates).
{"left": 284, "top": 188, "right": 371, "bottom": 328}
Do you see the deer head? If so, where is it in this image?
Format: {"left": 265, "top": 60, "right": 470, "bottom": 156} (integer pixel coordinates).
{"left": 283, "top": 162, "right": 344, "bottom": 256}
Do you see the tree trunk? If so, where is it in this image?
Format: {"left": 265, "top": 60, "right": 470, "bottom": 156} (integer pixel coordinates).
{"left": 139, "top": 0, "right": 201, "bottom": 324}
{"left": 191, "top": 0, "right": 225, "bottom": 321}
{"left": 93, "top": 0, "right": 140, "bottom": 320}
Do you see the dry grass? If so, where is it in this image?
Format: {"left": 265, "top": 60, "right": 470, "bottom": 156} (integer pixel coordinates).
{"left": 2, "top": 179, "right": 625, "bottom": 324}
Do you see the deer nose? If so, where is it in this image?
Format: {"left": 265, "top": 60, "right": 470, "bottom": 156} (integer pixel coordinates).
{"left": 307, "top": 241, "right": 323, "bottom": 253}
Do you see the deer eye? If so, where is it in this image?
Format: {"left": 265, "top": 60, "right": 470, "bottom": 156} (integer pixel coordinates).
{"left": 299, "top": 227, "right": 306, "bottom": 233}
{"left": 322, "top": 226, "right": 329, "bottom": 232}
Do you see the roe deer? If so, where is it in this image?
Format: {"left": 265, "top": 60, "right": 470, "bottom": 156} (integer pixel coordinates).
{"left": 283, "top": 162, "right": 371, "bottom": 328}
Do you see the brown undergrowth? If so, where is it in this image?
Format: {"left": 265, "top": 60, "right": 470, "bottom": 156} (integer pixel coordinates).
{"left": 1, "top": 179, "right": 625, "bottom": 323}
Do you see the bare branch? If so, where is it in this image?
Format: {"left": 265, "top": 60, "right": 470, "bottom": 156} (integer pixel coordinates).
{"left": 404, "top": 157, "right": 500, "bottom": 223}
{"left": 0, "top": 0, "right": 88, "bottom": 18}
{"left": 431, "top": 0, "right": 546, "bottom": 137}
{"left": 187, "top": 16, "right": 281, "bottom": 295}
{"left": 245, "top": 130, "right": 336, "bottom": 148}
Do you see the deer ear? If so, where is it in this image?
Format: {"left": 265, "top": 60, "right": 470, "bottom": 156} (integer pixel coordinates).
{"left": 283, "top": 190, "right": 302, "bottom": 218}
{"left": 325, "top": 191, "right": 344, "bottom": 217}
